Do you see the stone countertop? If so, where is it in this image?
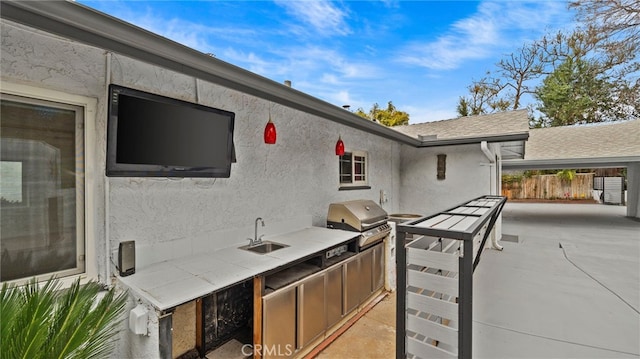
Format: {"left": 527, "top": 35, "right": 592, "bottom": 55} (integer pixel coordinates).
{"left": 117, "top": 226, "right": 359, "bottom": 311}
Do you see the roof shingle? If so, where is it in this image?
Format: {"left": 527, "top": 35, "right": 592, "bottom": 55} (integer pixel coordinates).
{"left": 525, "top": 120, "right": 640, "bottom": 160}
{"left": 393, "top": 109, "right": 529, "bottom": 140}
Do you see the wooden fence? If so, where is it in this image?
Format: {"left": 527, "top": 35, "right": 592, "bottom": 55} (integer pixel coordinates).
{"left": 502, "top": 173, "right": 594, "bottom": 200}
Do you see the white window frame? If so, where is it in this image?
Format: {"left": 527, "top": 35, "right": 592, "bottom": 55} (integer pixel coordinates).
{"left": 339, "top": 150, "right": 370, "bottom": 189}
{"left": 1, "top": 82, "right": 97, "bottom": 287}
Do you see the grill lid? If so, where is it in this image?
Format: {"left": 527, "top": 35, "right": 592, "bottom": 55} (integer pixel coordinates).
{"left": 327, "top": 199, "right": 388, "bottom": 232}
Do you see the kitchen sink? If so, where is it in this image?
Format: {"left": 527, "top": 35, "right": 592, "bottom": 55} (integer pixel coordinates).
{"left": 240, "top": 241, "right": 289, "bottom": 254}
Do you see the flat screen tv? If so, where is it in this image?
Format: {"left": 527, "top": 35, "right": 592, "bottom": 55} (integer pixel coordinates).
{"left": 106, "top": 84, "right": 235, "bottom": 178}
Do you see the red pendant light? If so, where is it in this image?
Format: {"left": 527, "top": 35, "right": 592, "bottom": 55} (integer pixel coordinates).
{"left": 264, "top": 114, "right": 276, "bottom": 144}
{"left": 335, "top": 136, "right": 345, "bottom": 156}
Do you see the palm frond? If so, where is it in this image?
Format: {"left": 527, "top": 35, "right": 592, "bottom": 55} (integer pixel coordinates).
{"left": 1, "top": 281, "right": 22, "bottom": 358}
{"left": 0, "top": 277, "right": 127, "bottom": 359}
{"left": 48, "top": 279, "right": 97, "bottom": 358}
{"left": 70, "top": 288, "right": 128, "bottom": 359}
{"left": 9, "top": 277, "right": 60, "bottom": 359}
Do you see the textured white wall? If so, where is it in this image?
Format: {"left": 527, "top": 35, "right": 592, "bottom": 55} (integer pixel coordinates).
{"left": 399, "top": 143, "right": 494, "bottom": 215}
{"left": 105, "top": 55, "right": 402, "bottom": 268}
{"left": 1, "top": 20, "right": 402, "bottom": 276}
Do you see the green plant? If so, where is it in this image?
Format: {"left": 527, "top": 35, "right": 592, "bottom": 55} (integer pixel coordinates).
{"left": 556, "top": 169, "right": 576, "bottom": 182}
{"left": 502, "top": 174, "right": 523, "bottom": 186}
{"left": 1, "top": 277, "right": 127, "bottom": 359}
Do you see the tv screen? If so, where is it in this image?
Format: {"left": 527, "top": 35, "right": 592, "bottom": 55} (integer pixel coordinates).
{"left": 106, "top": 85, "right": 235, "bottom": 177}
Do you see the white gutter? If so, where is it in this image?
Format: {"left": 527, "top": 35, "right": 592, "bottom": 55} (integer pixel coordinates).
{"left": 481, "top": 141, "right": 494, "bottom": 163}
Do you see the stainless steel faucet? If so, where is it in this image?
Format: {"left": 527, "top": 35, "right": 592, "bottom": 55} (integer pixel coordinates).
{"left": 249, "top": 217, "right": 265, "bottom": 246}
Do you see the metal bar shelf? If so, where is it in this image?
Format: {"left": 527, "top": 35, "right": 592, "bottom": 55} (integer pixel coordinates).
{"left": 396, "top": 195, "right": 507, "bottom": 359}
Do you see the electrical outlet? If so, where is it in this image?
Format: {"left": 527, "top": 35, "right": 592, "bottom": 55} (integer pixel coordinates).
{"left": 379, "top": 189, "right": 388, "bottom": 204}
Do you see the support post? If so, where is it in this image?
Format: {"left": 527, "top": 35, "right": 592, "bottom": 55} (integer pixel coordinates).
{"left": 253, "top": 276, "right": 263, "bottom": 359}
{"left": 395, "top": 230, "right": 407, "bottom": 359}
{"left": 473, "top": 198, "right": 507, "bottom": 271}
{"left": 458, "top": 241, "right": 473, "bottom": 359}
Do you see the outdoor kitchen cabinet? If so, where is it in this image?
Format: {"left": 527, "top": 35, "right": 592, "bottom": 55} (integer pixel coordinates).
{"left": 262, "top": 285, "right": 296, "bottom": 359}
{"left": 297, "top": 272, "right": 326, "bottom": 348}
{"left": 259, "top": 242, "right": 384, "bottom": 358}
{"left": 344, "top": 247, "right": 374, "bottom": 314}
{"left": 372, "top": 244, "right": 384, "bottom": 292}
{"left": 325, "top": 264, "right": 343, "bottom": 329}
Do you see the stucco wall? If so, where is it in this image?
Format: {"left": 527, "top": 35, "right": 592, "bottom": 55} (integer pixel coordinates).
{"left": 399, "top": 143, "right": 495, "bottom": 216}
{"left": 1, "top": 20, "right": 401, "bottom": 275}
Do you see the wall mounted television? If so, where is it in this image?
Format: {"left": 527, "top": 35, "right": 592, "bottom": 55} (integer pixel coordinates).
{"left": 106, "top": 84, "right": 235, "bottom": 178}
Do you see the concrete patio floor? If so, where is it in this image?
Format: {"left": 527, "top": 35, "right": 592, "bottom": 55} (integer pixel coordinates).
{"left": 316, "top": 202, "right": 640, "bottom": 359}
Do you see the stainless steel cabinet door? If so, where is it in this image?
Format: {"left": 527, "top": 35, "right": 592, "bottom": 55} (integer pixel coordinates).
{"left": 372, "top": 243, "right": 384, "bottom": 292}
{"left": 326, "top": 264, "right": 343, "bottom": 329}
{"left": 344, "top": 255, "right": 361, "bottom": 314}
{"left": 360, "top": 248, "right": 374, "bottom": 301}
{"left": 298, "top": 273, "right": 326, "bottom": 348}
{"left": 262, "top": 286, "right": 296, "bottom": 359}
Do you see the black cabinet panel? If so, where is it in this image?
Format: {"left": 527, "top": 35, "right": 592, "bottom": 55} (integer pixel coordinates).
{"left": 203, "top": 280, "right": 253, "bottom": 352}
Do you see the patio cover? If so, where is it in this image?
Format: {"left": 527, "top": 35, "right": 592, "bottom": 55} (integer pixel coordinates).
{"left": 503, "top": 119, "right": 640, "bottom": 170}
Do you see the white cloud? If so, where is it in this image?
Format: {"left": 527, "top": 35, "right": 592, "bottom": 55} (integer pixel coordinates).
{"left": 332, "top": 90, "right": 355, "bottom": 107}
{"left": 274, "top": 0, "right": 351, "bottom": 37}
{"left": 321, "top": 73, "right": 341, "bottom": 85}
{"left": 405, "top": 105, "right": 459, "bottom": 124}
{"left": 398, "top": 1, "right": 573, "bottom": 71}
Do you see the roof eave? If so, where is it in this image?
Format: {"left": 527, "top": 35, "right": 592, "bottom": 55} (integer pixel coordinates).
{"left": 503, "top": 156, "right": 640, "bottom": 170}
{"left": 1, "top": 0, "right": 422, "bottom": 146}
{"left": 416, "top": 132, "right": 529, "bottom": 148}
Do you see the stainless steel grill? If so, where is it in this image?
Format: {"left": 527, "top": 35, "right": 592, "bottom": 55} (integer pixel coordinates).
{"left": 326, "top": 199, "right": 391, "bottom": 249}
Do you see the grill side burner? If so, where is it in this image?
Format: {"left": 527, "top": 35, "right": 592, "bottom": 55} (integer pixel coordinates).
{"left": 327, "top": 199, "right": 391, "bottom": 249}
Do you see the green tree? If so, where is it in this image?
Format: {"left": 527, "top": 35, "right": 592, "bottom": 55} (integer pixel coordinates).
{"left": 355, "top": 101, "right": 409, "bottom": 126}
{"left": 534, "top": 56, "right": 614, "bottom": 126}
{"left": 456, "top": 97, "right": 472, "bottom": 117}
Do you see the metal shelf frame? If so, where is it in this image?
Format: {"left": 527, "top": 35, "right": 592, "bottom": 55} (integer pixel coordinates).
{"left": 395, "top": 195, "right": 507, "bottom": 359}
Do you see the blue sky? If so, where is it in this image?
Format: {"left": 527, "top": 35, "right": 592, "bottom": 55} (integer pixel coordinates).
{"left": 79, "top": 1, "right": 576, "bottom": 124}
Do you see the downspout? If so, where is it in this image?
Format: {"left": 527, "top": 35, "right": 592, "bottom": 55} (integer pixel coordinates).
{"left": 480, "top": 140, "right": 494, "bottom": 163}
{"left": 481, "top": 141, "right": 503, "bottom": 251}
